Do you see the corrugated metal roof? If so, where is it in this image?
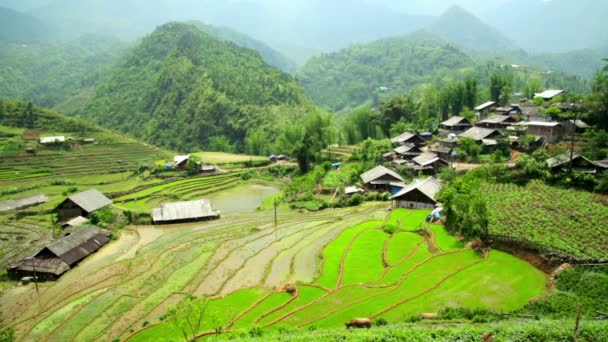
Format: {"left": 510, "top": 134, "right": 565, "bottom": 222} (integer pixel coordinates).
{"left": 45, "top": 227, "right": 110, "bottom": 266}
{"left": 344, "top": 186, "right": 365, "bottom": 195}
{"left": 474, "top": 101, "right": 497, "bottom": 111}
{"left": 479, "top": 115, "right": 514, "bottom": 124}
{"left": 440, "top": 116, "right": 470, "bottom": 127}
{"left": 390, "top": 132, "right": 418, "bottom": 144}
{"left": 13, "top": 258, "right": 70, "bottom": 276}
{"left": 546, "top": 152, "right": 584, "bottom": 169}
{"left": 527, "top": 121, "right": 561, "bottom": 127}
{"left": 152, "top": 200, "right": 220, "bottom": 223}
{"left": 360, "top": 166, "right": 404, "bottom": 184}
{"left": 459, "top": 127, "right": 500, "bottom": 141}
{"left": 569, "top": 119, "right": 589, "bottom": 129}
{"left": 0, "top": 194, "right": 48, "bottom": 213}
{"left": 64, "top": 216, "right": 88, "bottom": 227}
{"left": 413, "top": 152, "right": 440, "bottom": 167}
{"left": 174, "top": 155, "right": 190, "bottom": 166}
{"left": 534, "top": 90, "right": 565, "bottom": 99}
{"left": 391, "top": 177, "right": 443, "bottom": 202}
{"left": 67, "top": 189, "right": 112, "bottom": 213}
{"left": 394, "top": 144, "right": 420, "bottom": 155}
{"left": 39, "top": 136, "right": 65, "bottom": 144}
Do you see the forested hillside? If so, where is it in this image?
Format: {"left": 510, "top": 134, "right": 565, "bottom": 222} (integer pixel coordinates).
{"left": 73, "top": 22, "right": 310, "bottom": 152}
{"left": 429, "top": 6, "right": 514, "bottom": 51}
{"left": 190, "top": 21, "right": 296, "bottom": 74}
{"left": 0, "top": 35, "right": 129, "bottom": 108}
{"left": 298, "top": 31, "right": 474, "bottom": 112}
{"left": 0, "top": 7, "right": 49, "bottom": 43}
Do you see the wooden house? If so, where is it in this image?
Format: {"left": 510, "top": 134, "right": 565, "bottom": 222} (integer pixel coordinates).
{"left": 393, "top": 144, "right": 422, "bottom": 160}
{"left": 439, "top": 116, "right": 472, "bottom": 135}
{"left": 390, "top": 132, "right": 425, "bottom": 146}
{"left": 152, "top": 200, "right": 220, "bottom": 224}
{"left": 56, "top": 189, "right": 112, "bottom": 222}
{"left": 526, "top": 121, "right": 567, "bottom": 143}
{"left": 391, "top": 177, "right": 443, "bottom": 210}
{"left": 409, "top": 152, "right": 449, "bottom": 175}
{"left": 474, "top": 101, "right": 498, "bottom": 117}
{"left": 476, "top": 115, "right": 517, "bottom": 129}
{"left": 8, "top": 227, "right": 110, "bottom": 280}
{"left": 360, "top": 166, "right": 404, "bottom": 192}
{"left": 459, "top": 127, "right": 502, "bottom": 143}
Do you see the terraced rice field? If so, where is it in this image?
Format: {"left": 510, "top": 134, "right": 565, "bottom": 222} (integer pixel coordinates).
{"left": 114, "top": 173, "right": 246, "bottom": 212}
{"left": 0, "top": 220, "right": 51, "bottom": 267}
{"left": 0, "top": 143, "right": 169, "bottom": 183}
{"left": 1, "top": 205, "right": 547, "bottom": 341}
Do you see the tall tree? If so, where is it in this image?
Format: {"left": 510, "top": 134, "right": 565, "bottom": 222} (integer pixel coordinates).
{"left": 585, "top": 58, "right": 608, "bottom": 130}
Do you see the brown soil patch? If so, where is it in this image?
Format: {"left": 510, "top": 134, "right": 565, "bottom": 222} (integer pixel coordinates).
{"left": 491, "top": 242, "right": 556, "bottom": 274}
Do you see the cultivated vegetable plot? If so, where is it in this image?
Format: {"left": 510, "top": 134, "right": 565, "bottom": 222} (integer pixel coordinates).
{"left": 482, "top": 181, "right": 608, "bottom": 260}
{"left": 4, "top": 205, "right": 546, "bottom": 341}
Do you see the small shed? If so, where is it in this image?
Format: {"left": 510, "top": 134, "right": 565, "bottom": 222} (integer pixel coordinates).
{"left": 390, "top": 132, "right": 425, "bottom": 146}
{"left": 39, "top": 136, "right": 65, "bottom": 144}
{"left": 173, "top": 155, "right": 190, "bottom": 169}
{"left": 391, "top": 177, "right": 443, "bottom": 210}
{"left": 201, "top": 164, "right": 220, "bottom": 175}
{"left": 546, "top": 153, "right": 598, "bottom": 174}
{"left": 61, "top": 216, "right": 88, "bottom": 229}
{"left": 8, "top": 227, "right": 110, "bottom": 280}
{"left": 152, "top": 200, "right": 220, "bottom": 224}
{"left": 360, "top": 165, "right": 404, "bottom": 192}
{"left": 344, "top": 186, "right": 365, "bottom": 196}
{"left": 439, "top": 116, "right": 472, "bottom": 133}
{"left": 56, "top": 189, "right": 113, "bottom": 222}
{"left": 0, "top": 194, "right": 48, "bottom": 214}
{"left": 534, "top": 90, "right": 565, "bottom": 101}
{"left": 564, "top": 119, "right": 590, "bottom": 134}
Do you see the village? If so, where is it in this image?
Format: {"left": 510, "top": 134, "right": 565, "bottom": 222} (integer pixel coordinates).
{"left": 2, "top": 87, "right": 606, "bottom": 285}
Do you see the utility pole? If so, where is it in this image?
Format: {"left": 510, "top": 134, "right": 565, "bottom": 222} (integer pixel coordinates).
{"left": 29, "top": 257, "right": 39, "bottom": 296}
{"left": 569, "top": 105, "right": 578, "bottom": 174}
{"left": 274, "top": 197, "right": 278, "bottom": 241}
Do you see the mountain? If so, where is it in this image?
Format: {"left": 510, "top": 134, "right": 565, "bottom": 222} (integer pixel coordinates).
{"left": 428, "top": 6, "right": 515, "bottom": 51}
{"left": 72, "top": 22, "right": 309, "bottom": 152}
{"left": 190, "top": 21, "right": 296, "bottom": 74}
{"left": 0, "top": 35, "right": 129, "bottom": 108}
{"left": 484, "top": 0, "right": 608, "bottom": 52}
{"left": 297, "top": 30, "right": 474, "bottom": 112}
{"left": 0, "top": 6, "right": 50, "bottom": 43}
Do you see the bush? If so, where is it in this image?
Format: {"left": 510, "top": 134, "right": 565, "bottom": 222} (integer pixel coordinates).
{"left": 348, "top": 194, "right": 363, "bottom": 206}
{"left": 374, "top": 317, "right": 388, "bottom": 326}
{"left": 248, "top": 326, "right": 263, "bottom": 337}
{"left": 384, "top": 224, "right": 399, "bottom": 235}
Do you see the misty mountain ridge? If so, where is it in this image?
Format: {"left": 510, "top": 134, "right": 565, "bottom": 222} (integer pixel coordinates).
{"left": 429, "top": 5, "right": 515, "bottom": 51}
{"left": 298, "top": 29, "right": 474, "bottom": 112}
{"left": 0, "top": 6, "right": 50, "bottom": 43}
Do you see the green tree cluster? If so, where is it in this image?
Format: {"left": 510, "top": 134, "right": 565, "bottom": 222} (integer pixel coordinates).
{"left": 75, "top": 22, "right": 310, "bottom": 153}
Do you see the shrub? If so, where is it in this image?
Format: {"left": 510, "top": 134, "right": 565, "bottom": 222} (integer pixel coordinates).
{"left": 374, "top": 317, "right": 388, "bottom": 326}
{"left": 384, "top": 224, "right": 399, "bottom": 235}
{"left": 248, "top": 326, "right": 263, "bottom": 337}
{"left": 348, "top": 194, "right": 363, "bottom": 206}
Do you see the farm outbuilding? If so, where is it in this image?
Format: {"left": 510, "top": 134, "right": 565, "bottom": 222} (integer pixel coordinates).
{"left": 525, "top": 121, "right": 567, "bottom": 143}
{"left": 0, "top": 194, "right": 48, "bottom": 214}
{"left": 534, "top": 89, "right": 565, "bottom": 101}
{"left": 391, "top": 177, "right": 443, "bottom": 210}
{"left": 476, "top": 115, "right": 517, "bottom": 129}
{"left": 360, "top": 165, "right": 404, "bottom": 192}
{"left": 8, "top": 227, "right": 110, "bottom": 280}
{"left": 173, "top": 155, "right": 190, "bottom": 169}
{"left": 39, "top": 136, "right": 65, "bottom": 144}
{"left": 152, "top": 200, "right": 221, "bottom": 224}
{"left": 61, "top": 216, "right": 88, "bottom": 229}
{"left": 56, "top": 189, "right": 113, "bottom": 222}
{"left": 410, "top": 152, "right": 449, "bottom": 175}
{"left": 546, "top": 153, "right": 598, "bottom": 174}
{"left": 393, "top": 144, "right": 422, "bottom": 160}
